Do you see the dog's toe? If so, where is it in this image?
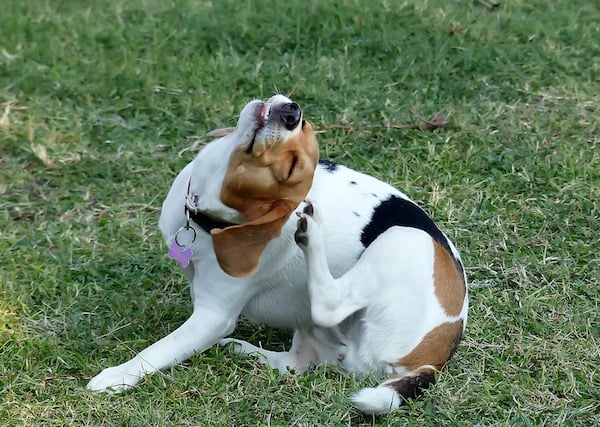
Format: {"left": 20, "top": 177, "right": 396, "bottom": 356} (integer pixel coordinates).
{"left": 295, "top": 230, "right": 309, "bottom": 247}
{"left": 303, "top": 201, "right": 314, "bottom": 216}
{"left": 297, "top": 215, "right": 308, "bottom": 232}
{"left": 294, "top": 216, "right": 309, "bottom": 247}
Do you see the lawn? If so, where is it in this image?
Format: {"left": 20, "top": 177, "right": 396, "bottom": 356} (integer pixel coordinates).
{"left": 1, "top": 0, "right": 598, "bottom": 425}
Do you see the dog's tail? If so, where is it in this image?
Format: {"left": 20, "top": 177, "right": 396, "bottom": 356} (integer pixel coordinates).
{"left": 350, "top": 365, "right": 437, "bottom": 415}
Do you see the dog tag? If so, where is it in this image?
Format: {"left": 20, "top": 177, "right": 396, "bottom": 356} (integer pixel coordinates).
{"left": 168, "top": 226, "right": 196, "bottom": 268}
{"left": 168, "top": 240, "right": 193, "bottom": 268}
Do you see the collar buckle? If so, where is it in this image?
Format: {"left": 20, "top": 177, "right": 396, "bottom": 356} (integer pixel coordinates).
{"left": 185, "top": 194, "right": 200, "bottom": 214}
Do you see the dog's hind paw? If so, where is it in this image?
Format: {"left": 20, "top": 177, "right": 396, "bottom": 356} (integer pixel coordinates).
{"left": 294, "top": 200, "right": 321, "bottom": 248}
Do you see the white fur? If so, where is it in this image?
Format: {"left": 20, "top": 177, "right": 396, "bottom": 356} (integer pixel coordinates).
{"left": 87, "top": 95, "right": 468, "bottom": 414}
{"left": 350, "top": 387, "right": 402, "bottom": 415}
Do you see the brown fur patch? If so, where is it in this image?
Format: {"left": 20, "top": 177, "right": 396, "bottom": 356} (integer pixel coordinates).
{"left": 397, "top": 320, "right": 463, "bottom": 371}
{"left": 212, "top": 121, "right": 319, "bottom": 277}
{"left": 433, "top": 242, "right": 466, "bottom": 317}
{"left": 220, "top": 121, "right": 319, "bottom": 221}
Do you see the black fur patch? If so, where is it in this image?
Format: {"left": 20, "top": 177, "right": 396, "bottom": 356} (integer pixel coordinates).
{"left": 360, "top": 195, "right": 463, "bottom": 273}
{"left": 318, "top": 159, "right": 338, "bottom": 172}
{"left": 388, "top": 372, "right": 435, "bottom": 402}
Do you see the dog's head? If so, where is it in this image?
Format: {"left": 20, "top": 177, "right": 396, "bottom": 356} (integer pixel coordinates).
{"left": 209, "top": 95, "right": 319, "bottom": 277}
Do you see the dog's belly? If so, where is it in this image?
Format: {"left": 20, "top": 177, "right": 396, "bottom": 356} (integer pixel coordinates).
{"left": 242, "top": 280, "right": 312, "bottom": 327}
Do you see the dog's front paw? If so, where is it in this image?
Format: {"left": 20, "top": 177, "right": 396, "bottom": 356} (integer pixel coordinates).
{"left": 86, "top": 364, "right": 141, "bottom": 393}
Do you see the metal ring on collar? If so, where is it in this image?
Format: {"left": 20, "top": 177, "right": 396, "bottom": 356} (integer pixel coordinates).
{"left": 175, "top": 225, "right": 197, "bottom": 247}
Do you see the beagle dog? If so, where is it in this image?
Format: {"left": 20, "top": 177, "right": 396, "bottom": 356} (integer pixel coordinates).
{"left": 87, "top": 94, "right": 468, "bottom": 415}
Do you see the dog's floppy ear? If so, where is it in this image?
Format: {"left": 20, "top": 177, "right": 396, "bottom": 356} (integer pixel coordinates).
{"left": 210, "top": 199, "right": 297, "bottom": 277}
{"left": 212, "top": 122, "right": 319, "bottom": 277}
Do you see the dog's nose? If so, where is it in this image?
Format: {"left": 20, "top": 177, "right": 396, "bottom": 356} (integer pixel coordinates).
{"left": 280, "top": 102, "right": 302, "bottom": 130}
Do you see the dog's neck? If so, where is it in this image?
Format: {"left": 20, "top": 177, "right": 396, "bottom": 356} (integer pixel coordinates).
{"left": 186, "top": 179, "right": 238, "bottom": 233}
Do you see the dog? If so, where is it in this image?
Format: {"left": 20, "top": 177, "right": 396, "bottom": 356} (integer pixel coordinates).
{"left": 87, "top": 94, "right": 468, "bottom": 415}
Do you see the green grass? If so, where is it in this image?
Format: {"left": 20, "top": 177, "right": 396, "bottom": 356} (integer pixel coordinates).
{"left": 1, "top": 0, "right": 598, "bottom": 425}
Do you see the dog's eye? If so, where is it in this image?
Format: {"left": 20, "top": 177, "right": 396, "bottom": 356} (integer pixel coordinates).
{"left": 287, "top": 155, "right": 298, "bottom": 179}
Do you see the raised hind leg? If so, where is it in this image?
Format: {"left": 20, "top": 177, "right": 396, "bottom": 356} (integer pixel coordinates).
{"left": 294, "top": 202, "right": 370, "bottom": 328}
{"left": 294, "top": 201, "right": 464, "bottom": 415}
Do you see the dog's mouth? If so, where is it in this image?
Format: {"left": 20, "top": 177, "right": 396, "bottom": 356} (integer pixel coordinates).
{"left": 257, "top": 101, "right": 271, "bottom": 128}
{"left": 246, "top": 101, "right": 271, "bottom": 153}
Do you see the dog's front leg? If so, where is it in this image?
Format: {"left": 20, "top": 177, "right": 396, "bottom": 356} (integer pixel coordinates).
{"left": 87, "top": 301, "right": 237, "bottom": 393}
